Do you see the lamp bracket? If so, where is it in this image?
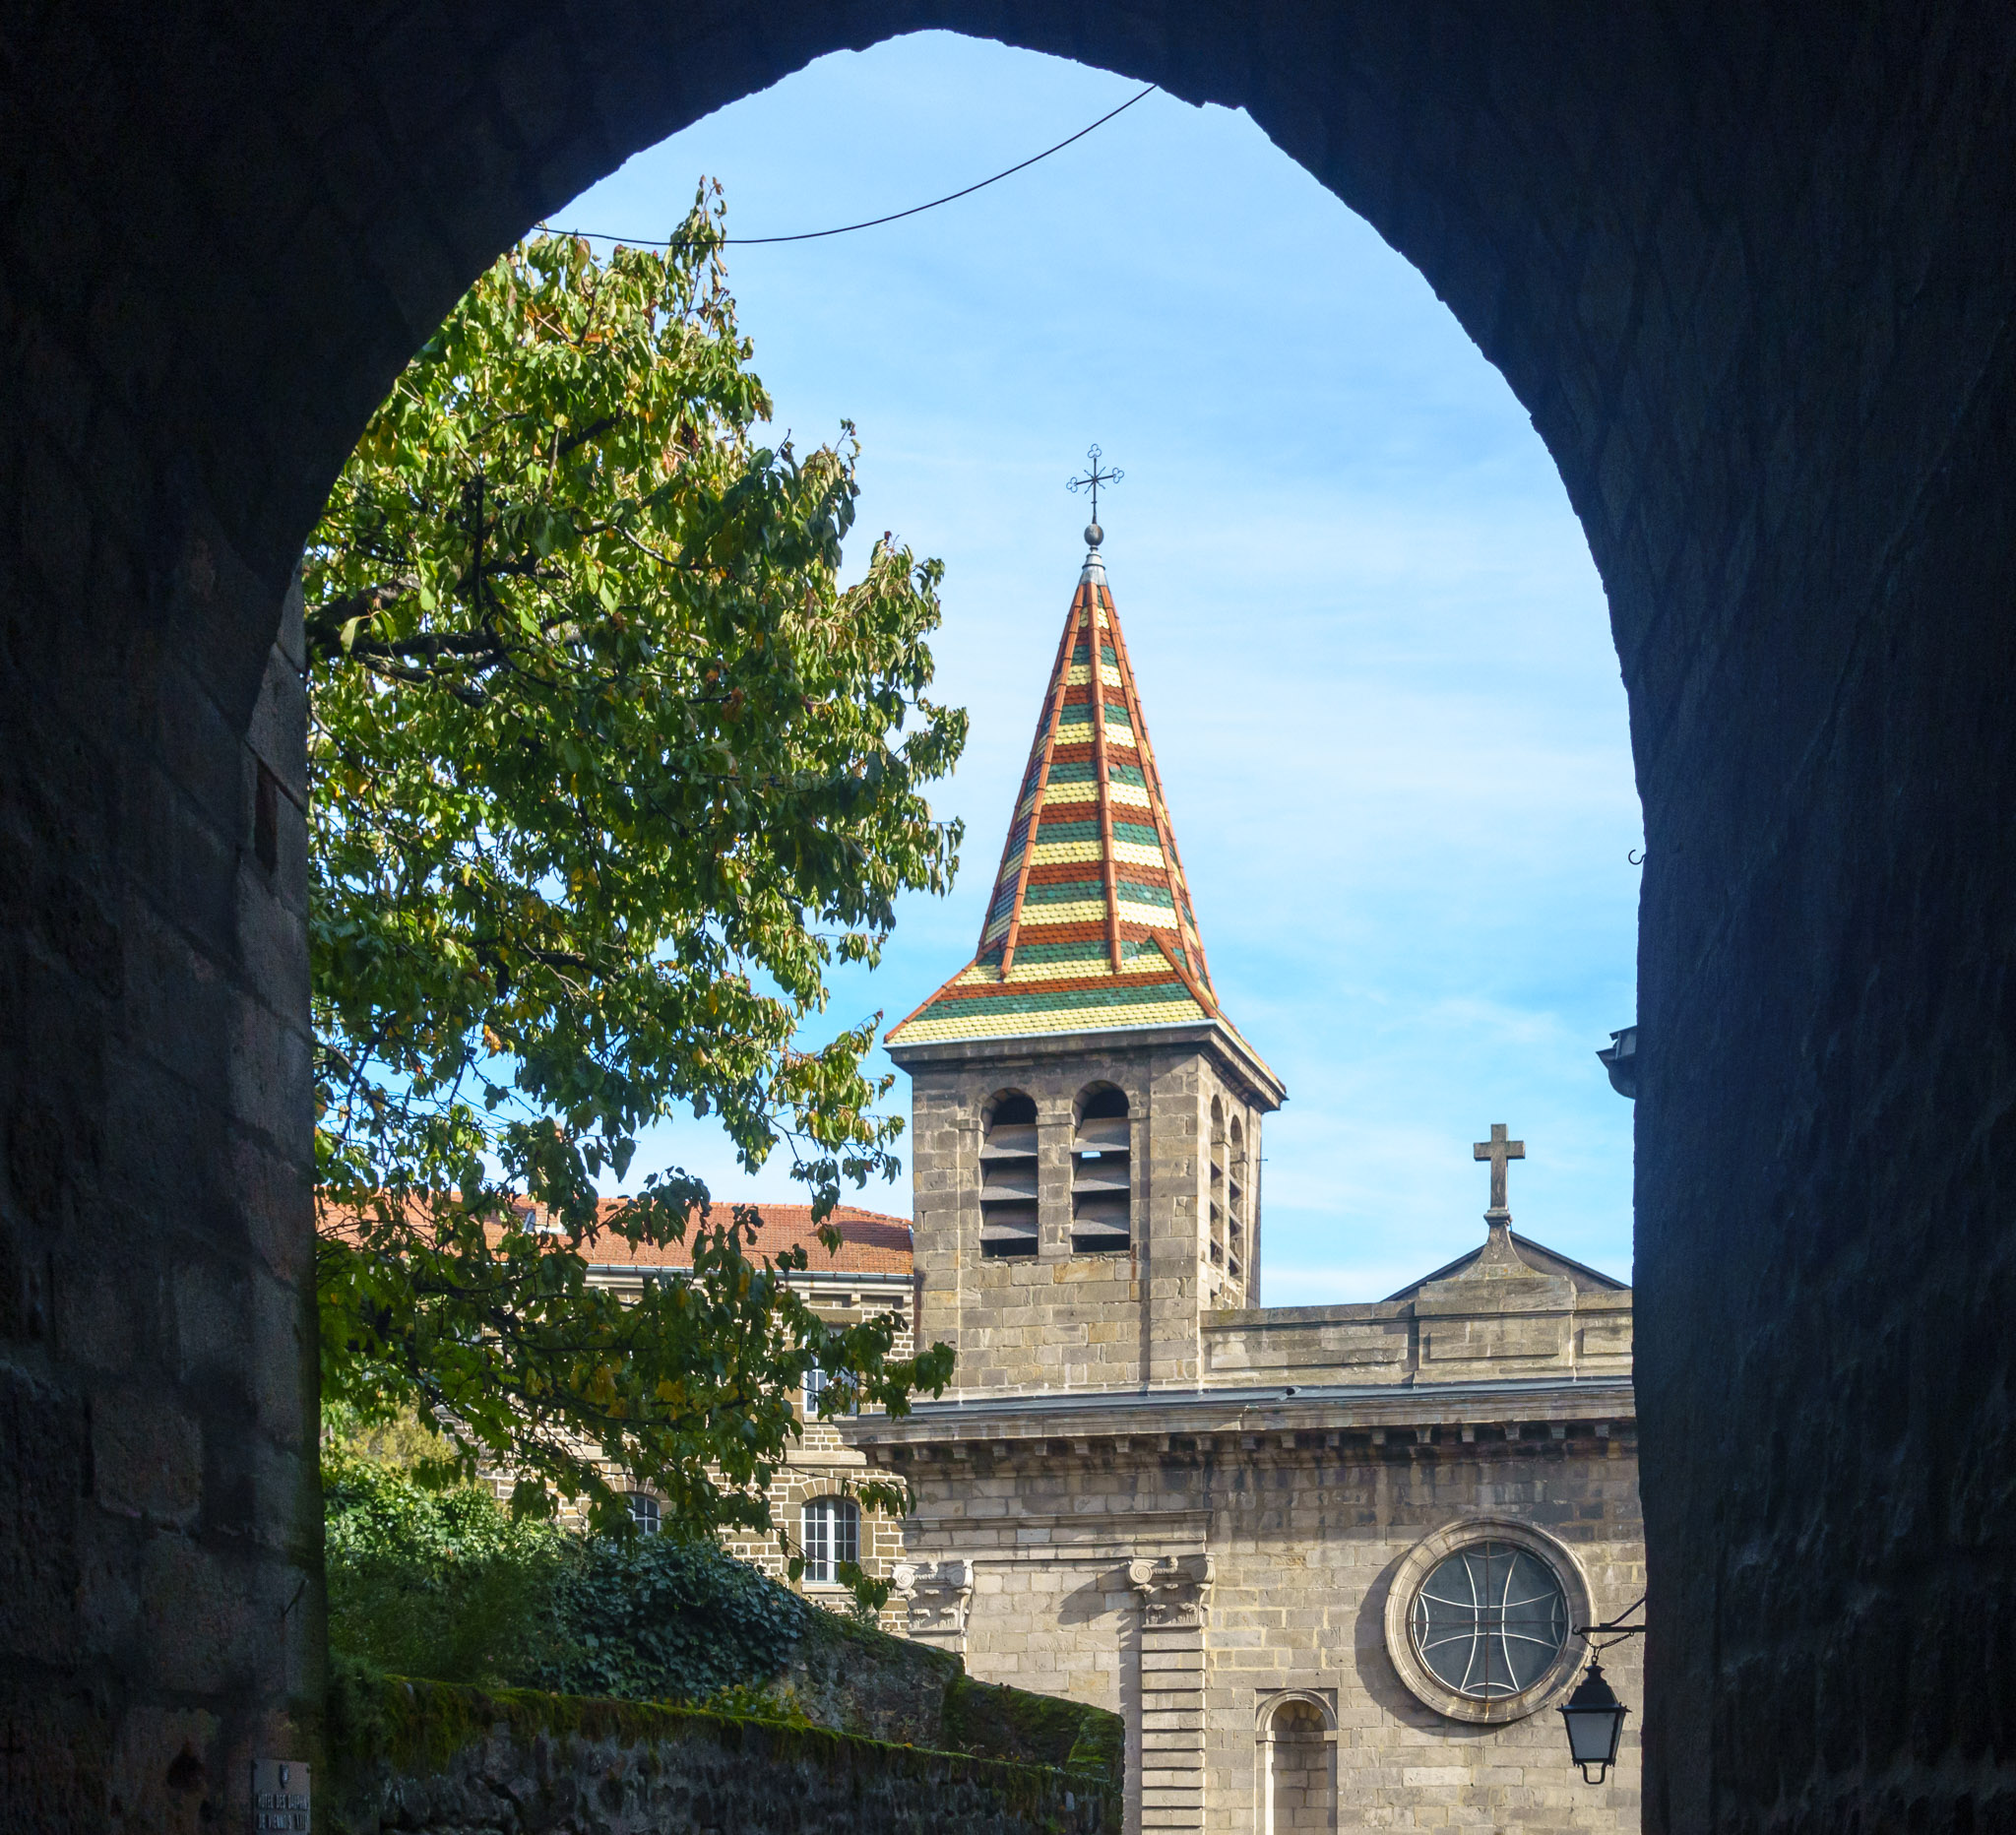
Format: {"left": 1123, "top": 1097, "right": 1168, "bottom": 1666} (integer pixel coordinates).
{"left": 1573, "top": 1592, "right": 1646, "bottom": 1650}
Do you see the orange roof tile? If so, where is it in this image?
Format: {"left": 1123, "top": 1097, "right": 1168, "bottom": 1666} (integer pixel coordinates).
{"left": 580, "top": 1202, "right": 914, "bottom": 1277}
{"left": 317, "top": 1193, "right": 913, "bottom": 1276}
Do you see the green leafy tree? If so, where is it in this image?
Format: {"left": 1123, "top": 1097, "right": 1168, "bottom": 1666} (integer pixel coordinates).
{"left": 309, "top": 188, "right": 963, "bottom": 1555}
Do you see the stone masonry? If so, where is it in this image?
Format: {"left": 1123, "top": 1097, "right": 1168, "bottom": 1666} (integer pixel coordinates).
{"left": 904, "top": 1028, "right": 1285, "bottom": 1399}
{"left": 869, "top": 1015, "right": 1642, "bottom": 1834}
{"left": 8, "top": 6, "right": 2016, "bottom": 1830}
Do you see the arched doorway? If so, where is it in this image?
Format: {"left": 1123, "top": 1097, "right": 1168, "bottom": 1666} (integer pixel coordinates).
{"left": 6, "top": 9, "right": 2015, "bottom": 1831}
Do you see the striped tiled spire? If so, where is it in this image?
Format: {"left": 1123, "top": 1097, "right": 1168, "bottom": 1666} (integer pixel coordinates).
{"left": 887, "top": 538, "right": 1228, "bottom": 1046}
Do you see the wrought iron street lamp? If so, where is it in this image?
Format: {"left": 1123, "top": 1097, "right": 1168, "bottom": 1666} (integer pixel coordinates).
{"left": 1559, "top": 1659, "right": 1629, "bottom": 1783}
{"left": 1562, "top": 1597, "right": 1645, "bottom": 1784}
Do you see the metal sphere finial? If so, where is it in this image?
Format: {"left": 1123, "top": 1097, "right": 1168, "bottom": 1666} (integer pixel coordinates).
{"left": 1085, "top": 522, "right": 1103, "bottom": 548}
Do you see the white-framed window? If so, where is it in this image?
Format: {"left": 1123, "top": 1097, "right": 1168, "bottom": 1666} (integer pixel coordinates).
{"left": 802, "top": 1360, "right": 856, "bottom": 1416}
{"left": 800, "top": 1495, "right": 859, "bottom": 1584}
{"left": 624, "top": 1491, "right": 661, "bottom": 1535}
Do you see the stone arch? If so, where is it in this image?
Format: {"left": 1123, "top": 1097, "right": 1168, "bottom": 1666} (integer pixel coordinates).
{"left": 7, "top": 9, "right": 2016, "bottom": 1831}
{"left": 981, "top": 1086, "right": 1039, "bottom": 1133}
{"left": 1070, "top": 1081, "right": 1131, "bottom": 1253}
{"left": 1257, "top": 1691, "right": 1336, "bottom": 1835}
{"left": 978, "top": 1088, "right": 1039, "bottom": 1258}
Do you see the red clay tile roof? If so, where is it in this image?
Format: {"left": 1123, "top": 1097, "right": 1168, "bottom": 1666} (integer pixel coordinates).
{"left": 317, "top": 1194, "right": 913, "bottom": 1276}
{"left": 578, "top": 1202, "right": 914, "bottom": 1277}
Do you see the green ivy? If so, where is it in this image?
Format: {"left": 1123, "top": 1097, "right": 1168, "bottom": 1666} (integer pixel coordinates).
{"left": 323, "top": 1463, "right": 1123, "bottom": 1788}
{"left": 531, "top": 1534, "right": 811, "bottom": 1703}
{"left": 324, "top": 1451, "right": 574, "bottom": 1687}
{"left": 326, "top": 1459, "right": 809, "bottom": 1703}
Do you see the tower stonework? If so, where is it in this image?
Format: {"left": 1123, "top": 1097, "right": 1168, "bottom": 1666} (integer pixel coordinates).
{"left": 888, "top": 528, "right": 1284, "bottom": 1397}
{"left": 861, "top": 535, "right": 1643, "bottom": 1834}
{"left": 901, "top": 1026, "right": 1283, "bottom": 1396}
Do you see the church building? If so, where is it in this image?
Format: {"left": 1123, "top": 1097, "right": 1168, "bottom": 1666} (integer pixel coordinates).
{"left": 849, "top": 524, "right": 1644, "bottom": 1833}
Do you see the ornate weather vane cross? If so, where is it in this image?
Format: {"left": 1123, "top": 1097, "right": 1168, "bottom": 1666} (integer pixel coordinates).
{"left": 1067, "top": 444, "right": 1124, "bottom": 536}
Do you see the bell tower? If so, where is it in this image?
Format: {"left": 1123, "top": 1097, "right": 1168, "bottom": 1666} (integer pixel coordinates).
{"left": 885, "top": 514, "right": 1284, "bottom": 1396}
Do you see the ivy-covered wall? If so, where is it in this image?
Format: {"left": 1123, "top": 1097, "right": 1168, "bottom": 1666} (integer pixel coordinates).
{"left": 777, "top": 1611, "right": 1112, "bottom": 1775}
{"left": 327, "top": 1675, "right": 1117, "bottom": 1835}
{"left": 325, "top": 1458, "right": 1125, "bottom": 1784}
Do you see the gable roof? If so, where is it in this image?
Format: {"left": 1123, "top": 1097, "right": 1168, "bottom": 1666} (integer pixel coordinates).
{"left": 1380, "top": 1230, "right": 1628, "bottom": 1301}
{"left": 888, "top": 538, "right": 1241, "bottom": 1050}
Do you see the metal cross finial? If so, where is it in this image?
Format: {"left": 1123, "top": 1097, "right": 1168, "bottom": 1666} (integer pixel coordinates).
{"left": 1067, "top": 444, "right": 1124, "bottom": 528}
{"left": 1474, "top": 1122, "right": 1526, "bottom": 1217}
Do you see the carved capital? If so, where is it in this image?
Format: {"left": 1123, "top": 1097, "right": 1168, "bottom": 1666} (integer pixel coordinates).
{"left": 894, "top": 1558, "right": 974, "bottom": 1639}
{"left": 1127, "top": 1551, "right": 1214, "bottom": 1628}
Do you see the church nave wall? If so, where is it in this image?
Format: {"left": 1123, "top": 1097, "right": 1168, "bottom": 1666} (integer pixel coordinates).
{"left": 890, "top": 1424, "right": 1643, "bottom": 1834}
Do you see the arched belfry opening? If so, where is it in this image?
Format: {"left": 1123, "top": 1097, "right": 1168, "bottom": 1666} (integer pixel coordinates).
{"left": 1227, "top": 1115, "right": 1247, "bottom": 1297}
{"left": 979, "top": 1091, "right": 1040, "bottom": 1258}
{"left": 1071, "top": 1084, "right": 1132, "bottom": 1253}
{"left": 1209, "top": 1099, "right": 1228, "bottom": 1264}
{"left": 6, "top": 8, "right": 2016, "bottom": 1830}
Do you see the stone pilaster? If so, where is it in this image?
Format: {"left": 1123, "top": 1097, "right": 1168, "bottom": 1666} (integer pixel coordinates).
{"left": 1129, "top": 1552, "right": 1213, "bottom": 1833}
{"left": 893, "top": 1558, "right": 974, "bottom": 1654}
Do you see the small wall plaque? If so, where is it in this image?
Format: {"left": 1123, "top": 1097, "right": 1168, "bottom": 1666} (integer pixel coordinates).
{"left": 251, "top": 1759, "right": 309, "bottom": 1832}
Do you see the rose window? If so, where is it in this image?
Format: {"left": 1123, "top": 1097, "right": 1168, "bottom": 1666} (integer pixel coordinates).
{"left": 1410, "top": 1540, "right": 1569, "bottom": 1698}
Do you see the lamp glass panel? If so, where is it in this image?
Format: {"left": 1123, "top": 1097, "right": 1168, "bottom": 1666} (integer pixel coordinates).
{"left": 1563, "top": 1704, "right": 1624, "bottom": 1765}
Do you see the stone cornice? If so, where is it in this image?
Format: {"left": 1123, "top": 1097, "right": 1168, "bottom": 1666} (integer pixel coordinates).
{"left": 846, "top": 1376, "right": 1634, "bottom": 1466}
{"left": 886, "top": 1018, "right": 1286, "bottom": 1111}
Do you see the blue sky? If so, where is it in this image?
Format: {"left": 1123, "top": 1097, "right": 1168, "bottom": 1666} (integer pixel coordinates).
{"left": 554, "top": 32, "right": 1642, "bottom": 1299}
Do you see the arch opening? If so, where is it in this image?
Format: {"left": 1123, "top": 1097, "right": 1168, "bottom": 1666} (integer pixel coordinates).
{"left": 979, "top": 1089, "right": 1040, "bottom": 1258}
{"left": 12, "top": 9, "right": 2004, "bottom": 1833}
{"left": 1259, "top": 1693, "right": 1336, "bottom": 1835}
{"left": 1071, "top": 1083, "right": 1131, "bottom": 1254}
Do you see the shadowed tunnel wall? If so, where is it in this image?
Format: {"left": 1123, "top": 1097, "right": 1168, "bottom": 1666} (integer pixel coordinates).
{"left": 3, "top": 4, "right": 2015, "bottom": 1829}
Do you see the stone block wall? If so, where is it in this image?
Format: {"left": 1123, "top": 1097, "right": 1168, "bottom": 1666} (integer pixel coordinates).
{"left": 903, "top": 1032, "right": 1275, "bottom": 1398}
{"left": 327, "top": 1678, "right": 1118, "bottom": 1835}
{"left": 1201, "top": 1292, "right": 1631, "bottom": 1387}
{"left": 716, "top": 1297, "right": 915, "bottom": 1621}
{"left": 0, "top": 540, "right": 320, "bottom": 1831}
{"left": 896, "top": 1428, "right": 1643, "bottom": 1834}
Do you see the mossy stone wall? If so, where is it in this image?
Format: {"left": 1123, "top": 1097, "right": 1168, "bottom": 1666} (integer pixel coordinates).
{"left": 328, "top": 1675, "right": 1117, "bottom": 1835}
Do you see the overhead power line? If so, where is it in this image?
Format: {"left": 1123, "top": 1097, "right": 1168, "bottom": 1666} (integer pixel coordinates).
{"left": 543, "top": 83, "right": 1160, "bottom": 248}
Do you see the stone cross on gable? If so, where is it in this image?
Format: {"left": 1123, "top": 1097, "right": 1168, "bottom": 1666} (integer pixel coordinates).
{"left": 1474, "top": 1122, "right": 1525, "bottom": 1218}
